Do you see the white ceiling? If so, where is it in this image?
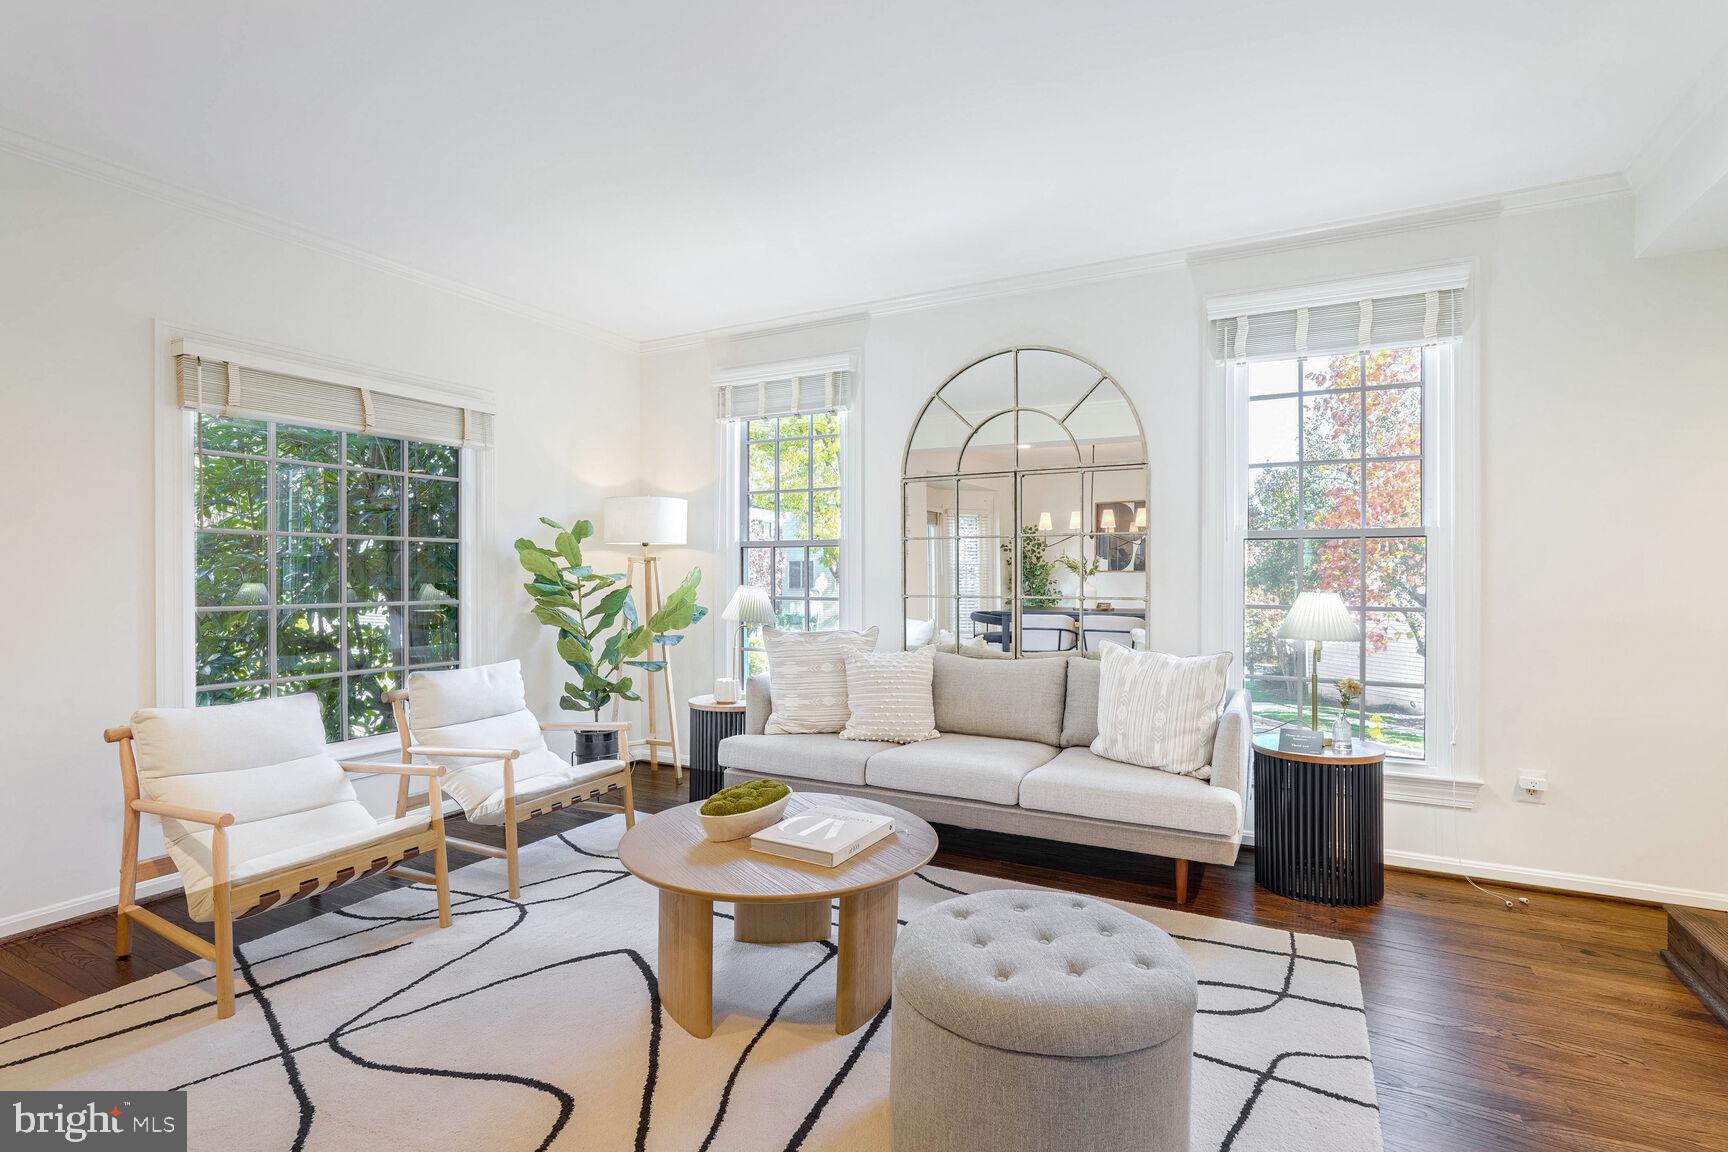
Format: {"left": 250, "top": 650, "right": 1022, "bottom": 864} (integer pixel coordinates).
{"left": 4, "top": 1, "right": 1726, "bottom": 340}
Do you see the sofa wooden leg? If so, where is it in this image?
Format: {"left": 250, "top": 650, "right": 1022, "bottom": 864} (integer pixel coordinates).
{"left": 1175, "top": 858, "right": 1192, "bottom": 905}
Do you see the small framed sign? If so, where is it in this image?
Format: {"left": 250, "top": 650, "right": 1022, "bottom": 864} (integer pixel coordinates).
{"left": 1278, "top": 727, "right": 1324, "bottom": 755}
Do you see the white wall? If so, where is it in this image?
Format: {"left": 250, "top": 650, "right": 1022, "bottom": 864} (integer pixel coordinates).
{"left": 642, "top": 195, "right": 1728, "bottom": 907}
{"left": 0, "top": 150, "right": 642, "bottom": 932}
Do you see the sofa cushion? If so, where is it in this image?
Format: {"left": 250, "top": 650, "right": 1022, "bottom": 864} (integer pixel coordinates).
{"left": 1020, "top": 747, "right": 1241, "bottom": 838}
{"left": 718, "top": 733, "right": 894, "bottom": 786}
{"left": 865, "top": 733, "right": 1057, "bottom": 806}
{"left": 1091, "top": 646, "right": 1231, "bottom": 778}
{"left": 763, "top": 627, "right": 880, "bottom": 734}
{"left": 841, "top": 647, "right": 939, "bottom": 744}
{"left": 1060, "top": 656, "right": 1101, "bottom": 747}
{"left": 931, "top": 652, "right": 1067, "bottom": 746}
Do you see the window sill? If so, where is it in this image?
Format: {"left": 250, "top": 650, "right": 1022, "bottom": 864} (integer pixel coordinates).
{"left": 1384, "top": 764, "right": 1482, "bottom": 809}
{"left": 329, "top": 732, "right": 405, "bottom": 771}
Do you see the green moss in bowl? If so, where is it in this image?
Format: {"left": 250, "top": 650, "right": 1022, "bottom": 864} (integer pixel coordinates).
{"left": 700, "top": 779, "right": 790, "bottom": 817}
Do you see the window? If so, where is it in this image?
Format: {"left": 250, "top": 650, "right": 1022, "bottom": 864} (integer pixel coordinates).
{"left": 739, "top": 412, "right": 843, "bottom": 673}
{"left": 1236, "top": 345, "right": 1433, "bottom": 760}
{"left": 193, "top": 414, "right": 461, "bottom": 741}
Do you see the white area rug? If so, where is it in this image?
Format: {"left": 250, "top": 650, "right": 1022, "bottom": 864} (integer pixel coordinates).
{"left": 0, "top": 816, "right": 1381, "bottom": 1151}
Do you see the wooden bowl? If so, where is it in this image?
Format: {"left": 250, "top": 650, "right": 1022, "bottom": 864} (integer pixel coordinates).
{"left": 698, "top": 793, "right": 790, "bottom": 842}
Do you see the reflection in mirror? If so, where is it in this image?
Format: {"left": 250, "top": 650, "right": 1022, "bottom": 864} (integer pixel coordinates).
{"left": 1016, "top": 409, "right": 1078, "bottom": 470}
{"left": 939, "top": 352, "right": 1014, "bottom": 427}
{"left": 903, "top": 348, "right": 1147, "bottom": 656}
{"left": 903, "top": 478, "right": 958, "bottom": 538}
{"left": 1017, "top": 348, "right": 1103, "bottom": 418}
{"left": 906, "top": 400, "right": 970, "bottom": 476}
{"left": 959, "top": 412, "right": 1017, "bottom": 474}
{"left": 1067, "top": 385, "right": 1146, "bottom": 465}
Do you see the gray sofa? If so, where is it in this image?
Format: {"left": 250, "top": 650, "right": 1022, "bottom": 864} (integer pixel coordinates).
{"left": 718, "top": 651, "right": 1251, "bottom": 903}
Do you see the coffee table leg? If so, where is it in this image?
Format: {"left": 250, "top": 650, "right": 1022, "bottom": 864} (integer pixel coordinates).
{"left": 658, "top": 889, "right": 713, "bottom": 1038}
{"left": 836, "top": 882, "right": 897, "bottom": 1035}
{"left": 734, "top": 899, "right": 832, "bottom": 944}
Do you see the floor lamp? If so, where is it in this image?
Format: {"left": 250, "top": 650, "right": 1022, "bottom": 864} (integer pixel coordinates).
{"left": 1276, "top": 591, "right": 1360, "bottom": 731}
{"left": 604, "top": 495, "right": 688, "bottom": 783}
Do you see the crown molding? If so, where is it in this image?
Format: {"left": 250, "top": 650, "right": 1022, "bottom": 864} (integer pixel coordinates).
{"left": 0, "top": 123, "right": 638, "bottom": 353}
{"left": 1188, "top": 174, "right": 1631, "bottom": 266}
{"left": 643, "top": 173, "right": 1632, "bottom": 350}
{"left": 639, "top": 251, "right": 1189, "bottom": 353}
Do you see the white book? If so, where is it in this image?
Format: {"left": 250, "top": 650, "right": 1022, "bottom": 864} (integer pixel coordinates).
{"left": 750, "top": 807, "right": 897, "bottom": 868}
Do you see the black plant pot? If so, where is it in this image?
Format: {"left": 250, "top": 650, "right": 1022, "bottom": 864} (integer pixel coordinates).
{"left": 573, "top": 729, "right": 620, "bottom": 765}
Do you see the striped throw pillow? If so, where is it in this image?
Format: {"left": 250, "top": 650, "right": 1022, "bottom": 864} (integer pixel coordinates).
{"left": 1090, "top": 645, "right": 1232, "bottom": 778}
{"left": 839, "top": 647, "right": 939, "bottom": 744}
{"left": 763, "top": 627, "right": 880, "bottom": 734}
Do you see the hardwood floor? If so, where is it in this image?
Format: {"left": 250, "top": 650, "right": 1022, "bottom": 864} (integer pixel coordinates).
{"left": 4, "top": 764, "right": 1726, "bottom": 1151}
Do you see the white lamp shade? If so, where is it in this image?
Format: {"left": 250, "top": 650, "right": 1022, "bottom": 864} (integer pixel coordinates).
{"left": 721, "top": 585, "right": 776, "bottom": 626}
{"left": 1276, "top": 591, "right": 1360, "bottom": 643}
{"left": 1100, "top": 508, "right": 1117, "bottom": 532}
{"left": 603, "top": 496, "right": 687, "bottom": 546}
{"left": 1037, "top": 511, "right": 1053, "bottom": 531}
{"left": 1134, "top": 505, "right": 1148, "bottom": 530}
{"left": 1068, "top": 510, "right": 1081, "bottom": 532}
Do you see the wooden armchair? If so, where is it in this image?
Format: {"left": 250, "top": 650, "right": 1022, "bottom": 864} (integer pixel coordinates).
{"left": 388, "top": 660, "right": 634, "bottom": 899}
{"left": 109, "top": 693, "right": 452, "bottom": 1020}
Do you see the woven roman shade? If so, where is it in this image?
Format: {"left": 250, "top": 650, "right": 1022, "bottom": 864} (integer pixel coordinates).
{"left": 175, "top": 348, "right": 494, "bottom": 448}
{"left": 713, "top": 355, "right": 854, "bottom": 422}
{"left": 1210, "top": 271, "right": 1468, "bottom": 363}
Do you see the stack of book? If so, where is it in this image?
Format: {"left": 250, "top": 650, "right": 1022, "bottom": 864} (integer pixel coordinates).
{"left": 750, "top": 806, "right": 897, "bottom": 867}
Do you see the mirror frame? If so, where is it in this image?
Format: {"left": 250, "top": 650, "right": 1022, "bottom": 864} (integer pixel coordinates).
{"left": 900, "top": 347, "right": 1150, "bottom": 657}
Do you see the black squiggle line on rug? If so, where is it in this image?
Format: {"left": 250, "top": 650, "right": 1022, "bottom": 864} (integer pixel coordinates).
{"left": 1168, "top": 931, "right": 1358, "bottom": 969}
{"left": 2, "top": 938, "right": 418, "bottom": 1074}
{"left": 1208, "top": 1050, "right": 1377, "bottom": 1151}
{"left": 559, "top": 831, "right": 620, "bottom": 860}
{"left": 698, "top": 942, "right": 839, "bottom": 1152}
{"left": 915, "top": 870, "right": 968, "bottom": 896}
{"left": 1194, "top": 1051, "right": 1378, "bottom": 1111}
{"left": 782, "top": 999, "right": 892, "bottom": 1152}
{"left": 235, "top": 945, "right": 316, "bottom": 1152}
{"left": 1197, "top": 932, "right": 1303, "bottom": 1017}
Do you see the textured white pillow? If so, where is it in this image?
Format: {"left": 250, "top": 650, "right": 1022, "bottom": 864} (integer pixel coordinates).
{"left": 905, "top": 617, "right": 936, "bottom": 648}
{"left": 763, "top": 627, "right": 880, "bottom": 734}
{"left": 1090, "top": 645, "right": 1232, "bottom": 778}
{"left": 839, "top": 647, "right": 939, "bottom": 744}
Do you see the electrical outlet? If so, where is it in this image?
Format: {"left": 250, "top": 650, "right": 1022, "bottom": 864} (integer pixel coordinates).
{"left": 1515, "top": 774, "right": 1548, "bottom": 803}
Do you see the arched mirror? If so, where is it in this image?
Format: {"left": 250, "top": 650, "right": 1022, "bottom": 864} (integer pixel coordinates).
{"left": 902, "top": 347, "right": 1149, "bottom": 657}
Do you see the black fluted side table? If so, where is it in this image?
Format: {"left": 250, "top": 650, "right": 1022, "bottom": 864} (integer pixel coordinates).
{"left": 1252, "top": 732, "right": 1386, "bottom": 906}
{"left": 688, "top": 694, "right": 746, "bottom": 802}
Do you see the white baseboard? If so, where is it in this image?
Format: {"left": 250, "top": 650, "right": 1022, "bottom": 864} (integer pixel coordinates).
{"left": 1379, "top": 849, "right": 1728, "bottom": 912}
{"left": 0, "top": 874, "right": 184, "bottom": 941}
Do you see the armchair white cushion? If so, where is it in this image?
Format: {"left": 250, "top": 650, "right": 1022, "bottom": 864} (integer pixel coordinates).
{"left": 1080, "top": 614, "right": 1145, "bottom": 652}
{"left": 1015, "top": 613, "right": 1080, "bottom": 653}
{"left": 129, "top": 693, "right": 430, "bottom": 922}
{"left": 406, "top": 660, "right": 624, "bottom": 825}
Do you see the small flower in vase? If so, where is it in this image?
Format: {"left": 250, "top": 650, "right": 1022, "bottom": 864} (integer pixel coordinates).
{"left": 1333, "top": 678, "right": 1363, "bottom": 750}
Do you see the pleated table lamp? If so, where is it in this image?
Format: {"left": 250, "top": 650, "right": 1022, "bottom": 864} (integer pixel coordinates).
{"left": 1276, "top": 591, "right": 1361, "bottom": 730}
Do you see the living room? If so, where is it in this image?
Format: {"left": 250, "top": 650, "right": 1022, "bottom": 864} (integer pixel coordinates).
{"left": 3, "top": 4, "right": 1727, "bottom": 1150}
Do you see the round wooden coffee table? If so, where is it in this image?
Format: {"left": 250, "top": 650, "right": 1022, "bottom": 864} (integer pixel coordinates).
{"left": 617, "top": 792, "right": 937, "bottom": 1038}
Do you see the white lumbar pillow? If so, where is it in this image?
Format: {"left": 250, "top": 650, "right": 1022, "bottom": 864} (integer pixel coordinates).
{"left": 1090, "top": 644, "right": 1232, "bottom": 779}
{"left": 839, "top": 646, "right": 940, "bottom": 744}
{"left": 905, "top": 617, "right": 936, "bottom": 648}
{"left": 763, "top": 626, "right": 880, "bottom": 734}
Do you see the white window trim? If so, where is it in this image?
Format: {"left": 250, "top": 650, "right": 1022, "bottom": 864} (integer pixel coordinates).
{"left": 1199, "top": 277, "right": 1482, "bottom": 809}
{"left": 151, "top": 320, "right": 491, "bottom": 764}
{"left": 712, "top": 352, "right": 864, "bottom": 680}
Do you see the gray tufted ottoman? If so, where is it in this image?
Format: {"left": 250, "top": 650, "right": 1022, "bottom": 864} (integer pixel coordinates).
{"left": 890, "top": 889, "right": 1196, "bottom": 1152}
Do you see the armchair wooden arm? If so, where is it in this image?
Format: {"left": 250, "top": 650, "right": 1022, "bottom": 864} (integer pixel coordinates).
{"left": 339, "top": 760, "right": 447, "bottom": 777}
{"left": 130, "top": 798, "right": 236, "bottom": 828}
{"left": 406, "top": 745, "right": 520, "bottom": 760}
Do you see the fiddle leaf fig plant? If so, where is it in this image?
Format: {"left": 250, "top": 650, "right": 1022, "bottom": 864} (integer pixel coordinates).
{"left": 516, "top": 517, "right": 707, "bottom": 717}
